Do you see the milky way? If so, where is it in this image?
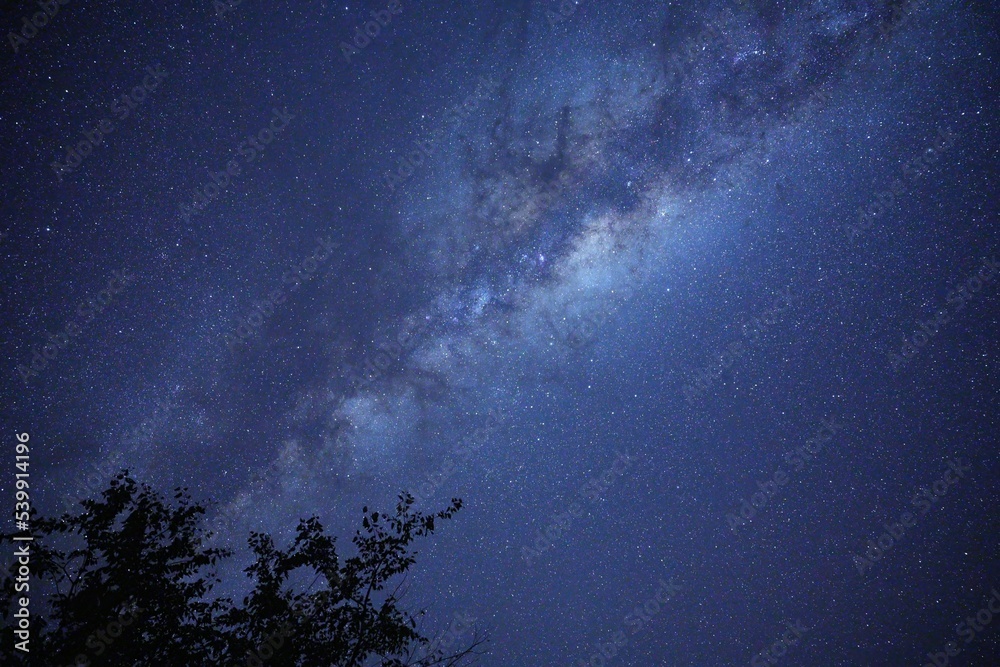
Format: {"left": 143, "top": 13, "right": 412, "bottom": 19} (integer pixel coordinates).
{"left": 3, "top": 0, "right": 998, "bottom": 664}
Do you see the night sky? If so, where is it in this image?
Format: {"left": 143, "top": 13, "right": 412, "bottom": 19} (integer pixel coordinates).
{"left": 2, "top": 0, "right": 999, "bottom": 665}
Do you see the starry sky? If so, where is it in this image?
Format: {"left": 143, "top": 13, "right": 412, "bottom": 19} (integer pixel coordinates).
{"left": 2, "top": 0, "right": 999, "bottom": 664}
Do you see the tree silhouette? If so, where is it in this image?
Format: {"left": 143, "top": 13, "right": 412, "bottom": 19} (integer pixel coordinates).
{"left": 1, "top": 472, "right": 485, "bottom": 666}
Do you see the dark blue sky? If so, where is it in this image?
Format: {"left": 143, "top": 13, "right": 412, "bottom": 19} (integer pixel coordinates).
{"left": 2, "top": 0, "right": 998, "bottom": 665}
